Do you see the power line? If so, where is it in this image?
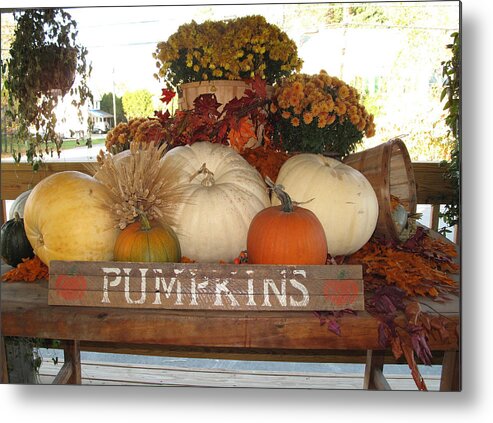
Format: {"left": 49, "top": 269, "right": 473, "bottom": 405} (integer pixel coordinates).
{"left": 79, "top": 19, "right": 160, "bottom": 29}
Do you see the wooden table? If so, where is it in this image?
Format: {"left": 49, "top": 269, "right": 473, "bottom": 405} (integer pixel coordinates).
{"left": 0, "top": 277, "right": 460, "bottom": 390}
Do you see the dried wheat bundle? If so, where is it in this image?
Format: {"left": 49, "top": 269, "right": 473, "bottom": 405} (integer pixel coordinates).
{"left": 91, "top": 142, "right": 186, "bottom": 230}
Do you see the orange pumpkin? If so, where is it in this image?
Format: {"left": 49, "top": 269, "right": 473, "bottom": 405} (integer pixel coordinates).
{"left": 247, "top": 179, "right": 328, "bottom": 265}
{"left": 114, "top": 213, "right": 181, "bottom": 262}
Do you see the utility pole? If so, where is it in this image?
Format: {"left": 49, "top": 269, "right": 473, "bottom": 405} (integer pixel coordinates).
{"left": 112, "top": 67, "right": 117, "bottom": 128}
{"left": 340, "top": 4, "right": 351, "bottom": 79}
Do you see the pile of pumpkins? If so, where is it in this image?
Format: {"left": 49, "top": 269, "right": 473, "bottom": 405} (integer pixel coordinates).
{"left": 1, "top": 141, "right": 379, "bottom": 269}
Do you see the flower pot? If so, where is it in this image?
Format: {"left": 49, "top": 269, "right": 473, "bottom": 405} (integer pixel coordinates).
{"left": 343, "top": 138, "right": 418, "bottom": 242}
{"left": 178, "top": 80, "right": 272, "bottom": 112}
{"left": 38, "top": 45, "right": 77, "bottom": 95}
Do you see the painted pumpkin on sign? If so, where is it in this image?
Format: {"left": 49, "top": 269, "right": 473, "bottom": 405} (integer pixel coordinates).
{"left": 55, "top": 274, "right": 87, "bottom": 300}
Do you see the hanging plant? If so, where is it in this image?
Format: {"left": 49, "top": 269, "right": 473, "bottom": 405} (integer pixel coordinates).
{"left": 3, "top": 8, "right": 92, "bottom": 169}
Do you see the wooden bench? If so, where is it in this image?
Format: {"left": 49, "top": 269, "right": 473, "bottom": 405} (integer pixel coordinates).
{"left": 0, "top": 160, "right": 460, "bottom": 389}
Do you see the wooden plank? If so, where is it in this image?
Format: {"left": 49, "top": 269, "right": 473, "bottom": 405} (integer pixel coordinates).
{"left": 0, "top": 161, "right": 94, "bottom": 200}
{"left": 1, "top": 161, "right": 457, "bottom": 205}
{"left": 48, "top": 261, "right": 364, "bottom": 311}
{"left": 40, "top": 359, "right": 366, "bottom": 389}
{"left": 48, "top": 290, "right": 364, "bottom": 311}
{"left": 77, "top": 342, "right": 446, "bottom": 365}
{"left": 52, "top": 360, "right": 73, "bottom": 384}
{"left": 51, "top": 340, "right": 81, "bottom": 384}
{"left": 1, "top": 200, "right": 7, "bottom": 225}
{"left": 371, "top": 368, "right": 391, "bottom": 390}
{"left": 440, "top": 350, "right": 460, "bottom": 391}
{"left": 65, "top": 340, "right": 81, "bottom": 384}
{"left": 430, "top": 204, "right": 441, "bottom": 231}
{"left": 363, "top": 350, "right": 389, "bottom": 390}
{"left": 412, "top": 162, "right": 455, "bottom": 204}
{"left": 0, "top": 336, "right": 9, "bottom": 384}
{"left": 49, "top": 261, "right": 363, "bottom": 279}
{"left": 37, "top": 358, "right": 442, "bottom": 390}
{"left": 1, "top": 280, "right": 460, "bottom": 351}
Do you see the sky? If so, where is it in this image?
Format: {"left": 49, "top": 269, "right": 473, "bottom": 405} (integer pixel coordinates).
{"left": 67, "top": 4, "right": 292, "bottom": 99}
{"left": 2, "top": 2, "right": 459, "bottom": 103}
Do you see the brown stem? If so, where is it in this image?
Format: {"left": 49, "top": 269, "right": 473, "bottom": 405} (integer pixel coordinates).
{"left": 265, "top": 177, "right": 293, "bottom": 213}
{"left": 134, "top": 208, "right": 151, "bottom": 231}
{"left": 189, "top": 163, "right": 215, "bottom": 187}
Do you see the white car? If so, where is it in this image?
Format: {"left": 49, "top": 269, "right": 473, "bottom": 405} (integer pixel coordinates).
{"left": 93, "top": 121, "right": 110, "bottom": 134}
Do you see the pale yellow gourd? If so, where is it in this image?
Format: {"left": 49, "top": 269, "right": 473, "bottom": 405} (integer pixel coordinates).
{"left": 160, "top": 142, "right": 270, "bottom": 262}
{"left": 273, "top": 154, "right": 379, "bottom": 256}
{"left": 23, "top": 171, "right": 120, "bottom": 267}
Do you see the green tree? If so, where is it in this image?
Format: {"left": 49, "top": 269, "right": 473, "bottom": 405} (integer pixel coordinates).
{"left": 1, "top": 14, "right": 20, "bottom": 157}
{"left": 100, "top": 92, "right": 125, "bottom": 124}
{"left": 339, "top": 3, "right": 459, "bottom": 161}
{"left": 439, "top": 32, "right": 460, "bottom": 235}
{"left": 122, "top": 89, "right": 155, "bottom": 120}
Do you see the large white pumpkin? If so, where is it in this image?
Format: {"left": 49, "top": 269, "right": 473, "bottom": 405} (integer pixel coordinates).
{"left": 274, "top": 154, "right": 379, "bottom": 256}
{"left": 23, "top": 171, "right": 120, "bottom": 266}
{"left": 160, "top": 142, "right": 270, "bottom": 262}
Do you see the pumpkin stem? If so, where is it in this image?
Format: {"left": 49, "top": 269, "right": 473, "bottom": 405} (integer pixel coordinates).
{"left": 135, "top": 209, "right": 152, "bottom": 231}
{"left": 189, "top": 163, "right": 215, "bottom": 187}
{"left": 14, "top": 212, "right": 21, "bottom": 222}
{"left": 265, "top": 177, "right": 293, "bottom": 213}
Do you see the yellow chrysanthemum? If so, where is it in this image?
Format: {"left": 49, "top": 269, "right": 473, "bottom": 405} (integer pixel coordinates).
{"left": 292, "top": 81, "right": 303, "bottom": 93}
{"left": 338, "top": 85, "right": 349, "bottom": 99}
{"left": 350, "top": 114, "right": 361, "bottom": 125}
{"left": 327, "top": 114, "right": 336, "bottom": 125}
{"left": 303, "top": 112, "right": 314, "bottom": 125}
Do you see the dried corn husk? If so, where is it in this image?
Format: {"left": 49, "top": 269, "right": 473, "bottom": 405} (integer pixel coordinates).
{"left": 89, "top": 142, "right": 186, "bottom": 230}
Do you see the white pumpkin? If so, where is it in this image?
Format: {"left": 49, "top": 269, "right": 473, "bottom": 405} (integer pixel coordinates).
{"left": 160, "top": 142, "right": 270, "bottom": 262}
{"left": 8, "top": 189, "right": 32, "bottom": 219}
{"left": 273, "top": 154, "right": 379, "bottom": 256}
{"left": 23, "top": 171, "right": 120, "bottom": 266}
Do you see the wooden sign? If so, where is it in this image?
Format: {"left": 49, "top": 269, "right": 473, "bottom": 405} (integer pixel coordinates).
{"left": 48, "top": 261, "right": 364, "bottom": 311}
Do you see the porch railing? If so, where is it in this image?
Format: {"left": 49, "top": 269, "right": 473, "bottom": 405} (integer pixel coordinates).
{"left": 0, "top": 160, "right": 458, "bottom": 242}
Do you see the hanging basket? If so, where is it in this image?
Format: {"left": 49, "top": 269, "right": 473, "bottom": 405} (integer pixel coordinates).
{"left": 38, "top": 45, "right": 77, "bottom": 95}
{"left": 178, "top": 80, "right": 272, "bottom": 111}
{"left": 343, "top": 138, "right": 417, "bottom": 242}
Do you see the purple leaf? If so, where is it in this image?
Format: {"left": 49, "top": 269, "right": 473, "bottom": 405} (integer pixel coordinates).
{"left": 408, "top": 324, "right": 433, "bottom": 365}
{"left": 378, "top": 322, "right": 390, "bottom": 348}
{"left": 327, "top": 319, "right": 341, "bottom": 336}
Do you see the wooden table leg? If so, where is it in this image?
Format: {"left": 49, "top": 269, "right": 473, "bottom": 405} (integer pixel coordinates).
{"left": 0, "top": 336, "right": 9, "bottom": 384}
{"left": 440, "top": 350, "right": 460, "bottom": 391}
{"left": 1, "top": 200, "right": 7, "bottom": 226}
{"left": 52, "top": 340, "right": 81, "bottom": 384}
{"left": 364, "top": 350, "right": 391, "bottom": 390}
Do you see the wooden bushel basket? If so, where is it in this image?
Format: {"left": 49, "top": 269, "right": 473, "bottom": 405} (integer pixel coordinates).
{"left": 343, "top": 138, "right": 417, "bottom": 242}
{"left": 178, "top": 80, "right": 272, "bottom": 111}
{"left": 178, "top": 80, "right": 250, "bottom": 111}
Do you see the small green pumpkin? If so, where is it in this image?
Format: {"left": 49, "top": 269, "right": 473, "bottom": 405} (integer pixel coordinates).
{"left": 1, "top": 212, "right": 35, "bottom": 267}
{"left": 114, "top": 213, "right": 181, "bottom": 262}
